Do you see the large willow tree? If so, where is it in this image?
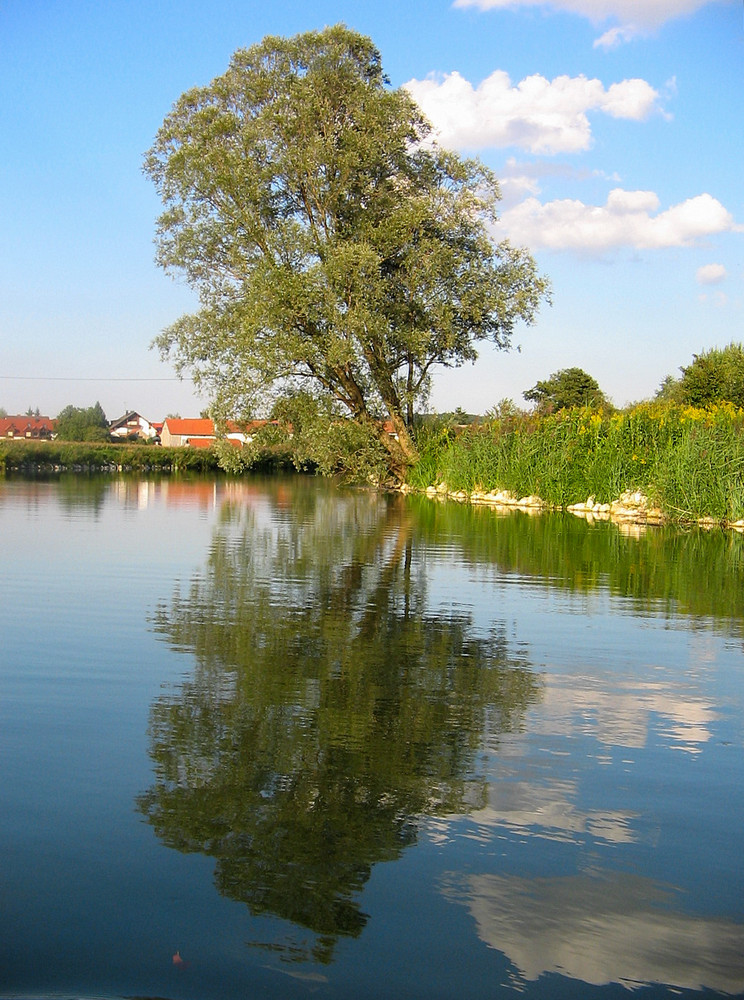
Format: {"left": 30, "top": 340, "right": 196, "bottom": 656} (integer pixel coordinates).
{"left": 145, "top": 25, "right": 548, "bottom": 478}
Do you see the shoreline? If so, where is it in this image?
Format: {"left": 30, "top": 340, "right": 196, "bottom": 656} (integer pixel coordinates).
{"left": 398, "top": 483, "right": 744, "bottom": 533}
{"left": 3, "top": 456, "right": 743, "bottom": 532}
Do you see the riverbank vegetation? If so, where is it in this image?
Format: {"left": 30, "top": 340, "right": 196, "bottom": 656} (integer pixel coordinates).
{"left": 0, "top": 439, "right": 295, "bottom": 475}
{"left": 0, "top": 440, "right": 214, "bottom": 473}
{"left": 405, "top": 400, "right": 744, "bottom": 524}
{"left": 4, "top": 398, "right": 744, "bottom": 525}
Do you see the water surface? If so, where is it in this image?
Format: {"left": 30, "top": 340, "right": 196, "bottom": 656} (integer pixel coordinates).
{"left": 1, "top": 475, "right": 743, "bottom": 999}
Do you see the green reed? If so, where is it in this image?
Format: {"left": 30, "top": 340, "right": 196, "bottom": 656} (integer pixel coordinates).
{"left": 407, "top": 402, "right": 744, "bottom": 522}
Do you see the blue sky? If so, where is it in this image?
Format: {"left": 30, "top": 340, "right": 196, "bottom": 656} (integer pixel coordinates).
{"left": 1, "top": 0, "right": 741, "bottom": 420}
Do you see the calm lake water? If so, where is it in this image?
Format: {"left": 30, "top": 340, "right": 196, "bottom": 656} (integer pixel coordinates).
{"left": 1, "top": 474, "right": 743, "bottom": 1000}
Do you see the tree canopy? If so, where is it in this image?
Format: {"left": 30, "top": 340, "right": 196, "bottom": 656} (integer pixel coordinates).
{"left": 657, "top": 343, "right": 744, "bottom": 410}
{"left": 145, "top": 24, "right": 549, "bottom": 480}
{"left": 523, "top": 367, "right": 607, "bottom": 413}
{"left": 55, "top": 402, "right": 109, "bottom": 441}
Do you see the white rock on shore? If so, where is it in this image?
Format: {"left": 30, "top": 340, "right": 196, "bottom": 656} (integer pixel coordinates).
{"left": 407, "top": 483, "right": 736, "bottom": 529}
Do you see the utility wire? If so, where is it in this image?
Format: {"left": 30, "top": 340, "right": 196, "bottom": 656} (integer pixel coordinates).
{"left": 1, "top": 376, "right": 191, "bottom": 382}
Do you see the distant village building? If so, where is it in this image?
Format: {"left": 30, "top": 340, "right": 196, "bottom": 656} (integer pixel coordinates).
{"left": 109, "top": 411, "right": 159, "bottom": 442}
{"left": 159, "top": 417, "right": 272, "bottom": 448}
{"left": 0, "top": 415, "right": 56, "bottom": 440}
{"left": 160, "top": 417, "right": 216, "bottom": 447}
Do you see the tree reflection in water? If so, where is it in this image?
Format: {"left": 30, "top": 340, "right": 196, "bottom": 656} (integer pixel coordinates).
{"left": 138, "top": 483, "right": 540, "bottom": 963}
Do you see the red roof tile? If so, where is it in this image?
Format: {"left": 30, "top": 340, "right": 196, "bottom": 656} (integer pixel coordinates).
{"left": 163, "top": 418, "right": 216, "bottom": 436}
{"left": 0, "top": 416, "right": 55, "bottom": 437}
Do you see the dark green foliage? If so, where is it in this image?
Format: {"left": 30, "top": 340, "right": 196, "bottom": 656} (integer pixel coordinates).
{"left": 655, "top": 373, "right": 685, "bottom": 404}
{"left": 0, "top": 439, "right": 301, "bottom": 475}
{"left": 676, "top": 343, "right": 744, "bottom": 409}
{"left": 524, "top": 367, "right": 608, "bottom": 413}
{"left": 270, "top": 391, "right": 391, "bottom": 482}
{"left": 55, "top": 401, "right": 109, "bottom": 441}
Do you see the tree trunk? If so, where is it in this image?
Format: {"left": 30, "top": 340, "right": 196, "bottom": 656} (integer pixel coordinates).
{"left": 406, "top": 358, "right": 415, "bottom": 430}
{"left": 375, "top": 411, "right": 418, "bottom": 485}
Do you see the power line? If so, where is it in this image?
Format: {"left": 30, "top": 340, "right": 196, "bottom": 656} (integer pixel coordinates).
{"left": 0, "top": 376, "right": 191, "bottom": 382}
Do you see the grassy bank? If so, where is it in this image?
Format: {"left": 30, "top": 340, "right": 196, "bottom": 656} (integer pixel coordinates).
{"left": 406, "top": 402, "right": 744, "bottom": 524}
{"left": 0, "top": 439, "right": 295, "bottom": 475}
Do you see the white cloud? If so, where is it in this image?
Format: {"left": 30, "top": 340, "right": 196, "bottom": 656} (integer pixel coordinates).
{"left": 593, "top": 25, "right": 637, "bottom": 48}
{"left": 451, "top": 0, "right": 732, "bottom": 46}
{"left": 452, "top": 0, "right": 720, "bottom": 23}
{"left": 499, "top": 173, "right": 543, "bottom": 207}
{"left": 601, "top": 79, "right": 662, "bottom": 117}
{"left": 696, "top": 262, "right": 727, "bottom": 284}
{"left": 405, "top": 71, "right": 662, "bottom": 154}
{"left": 497, "top": 158, "right": 621, "bottom": 208}
{"left": 499, "top": 189, "right": 741, "bottom": 253}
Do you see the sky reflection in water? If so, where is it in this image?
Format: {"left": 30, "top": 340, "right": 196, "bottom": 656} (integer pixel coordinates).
{"left": 1, "top": 475, "right": 742, "bottom": 1000}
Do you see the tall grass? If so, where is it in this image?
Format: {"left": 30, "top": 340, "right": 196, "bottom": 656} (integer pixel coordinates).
{"left": 407, "top": 402, "right": 744, "bottom": 522}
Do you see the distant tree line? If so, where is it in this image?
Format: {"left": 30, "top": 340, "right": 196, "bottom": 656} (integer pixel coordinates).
{"left": 3, "top": 345, "right": 742, "bottom": 459}
{"left": 514, "top": 343, "right": 744, "bottom": 418}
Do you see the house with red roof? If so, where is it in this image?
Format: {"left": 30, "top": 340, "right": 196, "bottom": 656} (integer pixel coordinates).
{"left": 0, "top": 415, "right": 56, "bottom": 440}
{"left": 160, "top": 418, "right": 216, "bottom": 447}
{"left": 159, "top": 417, "right": 273, "bottom": 448}
{"left": 109, "top": 411, "right": 159, "bottom": 442}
